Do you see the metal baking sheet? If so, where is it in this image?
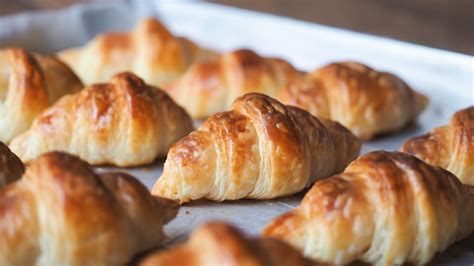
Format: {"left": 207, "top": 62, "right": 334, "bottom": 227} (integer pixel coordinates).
{"left": 1, "top": 0, "right": 472, "bottom": 264}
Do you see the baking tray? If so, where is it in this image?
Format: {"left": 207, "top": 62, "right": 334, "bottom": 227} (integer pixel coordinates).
{"left": 1, "top": 0, "right": 472, "bottom": 264}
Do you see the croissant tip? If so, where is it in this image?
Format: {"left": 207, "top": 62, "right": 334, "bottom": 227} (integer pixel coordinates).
{"left": 262, "top": 210, "right": 300, "bottom": 237}
{"left": 151, "top": 182, "right": 185, "bottom": 205}
{"left": 415, "top": 92, "right": 430, "bottom": 114}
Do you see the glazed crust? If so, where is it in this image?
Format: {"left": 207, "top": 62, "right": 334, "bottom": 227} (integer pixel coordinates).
{"left": 0, "top": 48, "right": 83, "bottom": 142}
{"left": 401, "top": 106, "right": 473, "bottom": 185}
{"left": 152, "top": 93, "right": 360, "bottom": 203}
{"left": 139, "top": 222, "right": 319, "bottom": 266}
{"left": 0, "top": 152, "right": 178, "bottom": 266}
{"left": 9, "top": 72, "right": 193, "bottom": 166}
{"left": 58, "top": 17, "right": 217, "bottom": 87}
{"left": 0, "top": 142, "right": 24, "bottom": 188}
{"left": 278, "top": 62, "right": 429, "bottom": 140}
{"left": 165, "top": 49, "right": 301, "bottom": 118}
{"left": 263, "top": 151, "right": 474, "bottom": 265}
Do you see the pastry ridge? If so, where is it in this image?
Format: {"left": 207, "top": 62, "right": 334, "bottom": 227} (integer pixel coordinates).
{"left": 9, "top": 72, "right": 193, "bottom": 166}
{"left": 139, "top": 221, "right": 319, "bottom": 266}
{"left": 278, "top": 62, "right": 429, "bottom": 140}
{"left": 165, "top": 49, "right": 301, "bottom": 118}
{"left": 263, "top": 151, "right": 474, "bottom": 265}
{"left": 0, "top": 48, "right": 83, "bottom": 142}
{"left": 152, "top": 93, "right": 360, "bottom": 203}
{"left": 59, "top": 17, "right": 217, "bottom": 87}
{"left": 401, "top": 106, "right": 473, "bottom": 185}
{"left": 0, "top": 151, "right": 178, "bottom": 266}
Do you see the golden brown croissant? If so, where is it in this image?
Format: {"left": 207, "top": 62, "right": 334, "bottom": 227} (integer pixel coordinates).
{"left": 9, "top": 72, "right": 193, "bottom": 166}
{"left": 152, "top": 93, "right": 361, "bottom": 203}
{"left": 165, "top": 49, "right": 301, "bottom": 118}
{"left": 0, "top": 48, "right": 83, "bottom": 142}
{"left": 278, "top": 62, "right": 429, "bottom": 140}
{"left": 0, "top": 142, "right": 24, "bottom": 188}
{"left": 0, "top": 151, "right": 178, "bottom": 266}
{"left": 401, "top": 106, "right": 473, "bottom": 185}
{"left": 139, "top": 222, "right": 319, "bottom": 266}
{"left": 58, "top": 17, "right": 217, "bottom": 87}
{"left": 263, "top": 151, "right": 474, "bottom": 265}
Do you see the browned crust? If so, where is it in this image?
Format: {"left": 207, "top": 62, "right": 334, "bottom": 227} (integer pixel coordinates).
{"left": 33, "top": 53, "right": 83, "bottom": 102}
{"left": 153, "top": 93, "right": 360, "bottom": 202}
{"left": 278, "top": 62, "right": 429, "bottom": 140}
{"left": 10, "top": 72, "right": 194, "bottom": 166}
{"left": 164, "top": 49, "right": 301, "bottom": 119}
{"left": 401, "top": 106, "right": 474, "bottom": 185}
{"left": 0, "top": 142, "right": 24, "bottom": 187}
{"left": 4, "top": 48, "right": 49, "bottom": 116}
{"left": 0, "top": 48, "right": 83, "bottom": 143}
{"left": 0, "top": 152, "right": 177, "bottom": 265}
{"left": 58, "top": 17, "right": 218, "bottom": 87}
{"left": 263, "top": 151, "right": 474, "bottom": 264}
{"left": 139, "top": 222, "right": 319, "bottom": 266}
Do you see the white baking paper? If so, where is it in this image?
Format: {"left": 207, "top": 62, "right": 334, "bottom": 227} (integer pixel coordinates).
{"left": 1, "top": 0, "right": 473, "bottom": 264}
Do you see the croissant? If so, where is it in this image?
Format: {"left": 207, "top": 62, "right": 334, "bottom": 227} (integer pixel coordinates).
{"left": 401, "top": 106, "right": 473, "bottom": 185}
{"left": 0, "top": 142, "right": 24, "bottom": 188}
{"left": 152, "top": 93, "right": 361, "bottom": 203}
{"left": 0, "top": 48, "right": 83, "bottom": 142}
{"left": 263, "top": 151, "right": 474, "bottom": 265}
{"left": 165, "top": 49, "right": 301, "bottom": 118}
{"left": 278, "top": 62, "right": 429, "bottom": 140}
{"left": 139, "top": 222, "right": 318, "bottom": 266}
{"left": 58, "top": 17, "right": 217, "bottom": 87}
{"left": 9, "top": 72, "right": 193, "bottom": 166}
{"left": 0, "top": 151, "right": 178, "bottom": 266}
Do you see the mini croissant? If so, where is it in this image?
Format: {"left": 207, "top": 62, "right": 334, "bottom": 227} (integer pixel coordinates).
{"left": 10, "top": 72, "right": 193, "bottom": 166}
{"left": 263, "top": 151, "right": 474, "bottom": 265}
{"left": 402, "top": 106, "right": 473, "bottom": 185}
{"left": 0, "top": 152, "right": 178, "bottom": 266}
{"left": 59, "top": 17, "right": 217, "bottom": 87}
{"left": 0, "top": 142, "right": 24, "bottom": 188}
{"left": 139, "top": 222, "right": 318, "bottom": 266}
{"left": 278, "top": 62, "right": 429, "bottom": 140}
{"left": 152, "top": 93, "right": 361, "bottom": 203}
{"left": 0, "top": 48, "right": 83, "bottom": 142}
{"left": 165, "top": 49, "right": 301, "bottom": 118}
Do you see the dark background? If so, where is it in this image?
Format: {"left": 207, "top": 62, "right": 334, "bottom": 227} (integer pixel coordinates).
{"left": 1, "top": 0, "right": 473, "bottom": 54}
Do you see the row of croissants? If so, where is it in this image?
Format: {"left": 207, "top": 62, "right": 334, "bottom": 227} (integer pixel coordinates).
{"left": 0, "top": 17, "right": 472, "bottom": 266}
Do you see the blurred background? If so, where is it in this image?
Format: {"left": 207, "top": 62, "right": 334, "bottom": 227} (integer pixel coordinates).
{"left": 0, "top": 0, "right": 472, "bottom": 55}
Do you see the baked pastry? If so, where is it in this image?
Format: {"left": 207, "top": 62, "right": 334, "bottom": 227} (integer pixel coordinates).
{"left": 139, "top": 222, "right": 318, "bottom": 266}
{"left": 165, "top": 49, "right": 301, "bottom": 118}
{"left": 9, "top": 72, "right": 193, "bottom": 166}
{"left": 0, "top": 142, "right": 24, "bottom": 188}
{"left": 278, "top": 62, "right": 429, "bottom": 140}
{"left": 401, "top": 106, "right": 473, "bottom": 185}
{"left": 263, "top": 151, "right": 474, "bottom": 265}
{"left": 59, "top": 17, "right": 217, "bottom": 87}
{"left": 0, "top": 152, "right": 178, "bottom": 266}
{"left": 0, "top": 48, "right": 83, "bottom": 142}
{"left": 152, "top": 93, "right": 361, "bottom": 203}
